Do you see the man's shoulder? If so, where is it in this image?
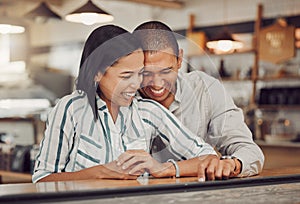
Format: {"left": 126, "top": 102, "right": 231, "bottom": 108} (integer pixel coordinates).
{"left": 179, "top": 70, "right": 219, "bottom": 88}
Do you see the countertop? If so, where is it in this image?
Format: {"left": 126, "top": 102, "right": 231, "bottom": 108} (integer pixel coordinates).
{"left": 0, "top": 167, "right": 300, "bottom": 204}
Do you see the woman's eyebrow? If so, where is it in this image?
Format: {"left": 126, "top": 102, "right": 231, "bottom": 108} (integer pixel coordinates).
{"left": 144, "top": 66, "right": 172, "bottom": 70}
{"left": 119, "top": 71, "right": 134, "bottom": 74}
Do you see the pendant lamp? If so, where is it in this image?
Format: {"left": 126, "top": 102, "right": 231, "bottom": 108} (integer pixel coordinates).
{"left": 65, "top": 0, "right": 114, "bottom": 25}
{"left": 206, "top": 0, "right": 243, "bottom": 54}
{"left": 0, "top": 17, "right": 25, "bottom": 34}
{"left": 24, "top": 2, "right": 62, "bottom": 23}
{"left": 206, "top": 28, "right": 243, "bottom": 54}
{"left": 0, "top": 2, "right": 25, "bottom": 34}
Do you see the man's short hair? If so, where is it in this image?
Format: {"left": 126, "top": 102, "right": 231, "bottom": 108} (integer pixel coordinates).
{"left": 133, "top": 21, "right": 179, "bottom": 57}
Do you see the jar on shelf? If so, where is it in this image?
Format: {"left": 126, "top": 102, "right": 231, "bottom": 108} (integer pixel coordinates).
{"left": 254, "top": 109, "right": 273, "bottom": 140}
{"left": 265, "top": 116, "right": 296, "bottom": 143}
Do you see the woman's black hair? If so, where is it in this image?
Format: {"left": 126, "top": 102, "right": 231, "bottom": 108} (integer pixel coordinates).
{"left": 76, "top": 25, "right": 141, "bottom": 120}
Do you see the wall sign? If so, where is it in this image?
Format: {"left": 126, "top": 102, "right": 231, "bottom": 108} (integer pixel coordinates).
{"left": 259, "top": 22, "right": 295, "bottom": 64}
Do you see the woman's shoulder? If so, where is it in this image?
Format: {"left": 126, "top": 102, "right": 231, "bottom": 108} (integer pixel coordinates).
{"left": 135, "top": 97, "right": 161, "bottom": 107}
{"left": 53, "top": 90, "right": 88, "bottom": 111}
{"left": 134, "top": 97, "right": 168, "bottom": 114}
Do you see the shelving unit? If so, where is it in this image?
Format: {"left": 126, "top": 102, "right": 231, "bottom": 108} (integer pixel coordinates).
{"left": 186, "top": 4, "right": 300, "bottom": 149}
{"left": 185, "top": 6, "right": 263, "bottom": 109}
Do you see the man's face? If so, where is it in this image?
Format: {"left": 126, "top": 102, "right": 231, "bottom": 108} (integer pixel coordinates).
{"left": 140, "top": 48, "right": 182, "bottom": 108}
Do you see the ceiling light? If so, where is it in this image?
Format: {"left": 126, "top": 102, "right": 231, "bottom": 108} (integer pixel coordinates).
{"left": 206, "top": 29, "right": 243, "bottom": 54}
{"left": 65, "top": 0, "right": 114, "bottom": 25}
{"left": 24, "top": 2, "right": 61, "bottom": 23}
{"left": 206, "top": 0, "right": 243, "bottom": 54}
{"left": 0, "top": 17, "right": 25, "bottom": 34}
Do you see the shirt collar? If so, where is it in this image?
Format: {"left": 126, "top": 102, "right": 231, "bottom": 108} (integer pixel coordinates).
{"left": 174, "top": 72, "right": 182, "bottom": 103}
{"left": 95, "top": 93, "right": 134, "bottom": 113}
{"left": 96, "top": 94, "right": 108, "bottom": 112}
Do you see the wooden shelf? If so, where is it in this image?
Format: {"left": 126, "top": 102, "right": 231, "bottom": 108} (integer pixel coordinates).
{"left": 221, "top": 77, "right": 252, "bottom": 82}
{"left": 255, "top": 139, "right": 300, "bottom": 148}
{"left": 187, "top": 49, "right": 255, "bottom": 58}
{"left": 256, "top": 75, "right": 300, "bottom": 81}
{"left": 257, "top": 105, "right": 300, "bottom": 110}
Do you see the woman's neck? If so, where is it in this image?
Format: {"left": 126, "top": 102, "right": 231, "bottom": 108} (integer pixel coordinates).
{"left": 108, "top": 104, "right": 119, "bottom": 123}
{"left": 99, "top": 92, "right": 119, "bottom": 123}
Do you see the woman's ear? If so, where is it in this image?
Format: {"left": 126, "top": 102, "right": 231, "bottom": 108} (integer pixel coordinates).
{"left": 94, "top": 72, "right": 103, "bottom": 82}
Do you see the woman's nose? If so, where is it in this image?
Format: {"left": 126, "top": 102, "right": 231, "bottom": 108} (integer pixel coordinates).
{"left": 130, "top": 74, "right": 142, "bottom": 89}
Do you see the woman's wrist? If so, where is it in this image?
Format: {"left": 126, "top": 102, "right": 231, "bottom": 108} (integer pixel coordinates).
{"left": 159, "top": 162, "right": 176, "bottom": 178}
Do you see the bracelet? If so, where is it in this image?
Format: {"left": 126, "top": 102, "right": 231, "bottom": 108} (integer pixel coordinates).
{"left": 167, "top": 159, "right": 180, "bottom": 178}
{"left": 220, "top": 155, "right": 241, "bottom": 176}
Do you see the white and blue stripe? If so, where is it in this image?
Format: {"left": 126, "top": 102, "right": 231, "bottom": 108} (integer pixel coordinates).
{"left": 32, "top": 90, "right": 215, "bottom": 183}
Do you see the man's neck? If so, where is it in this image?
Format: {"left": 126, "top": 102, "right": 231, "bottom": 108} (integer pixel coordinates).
{"left": 160, "top": 93, "right": 175, "bottom": 109}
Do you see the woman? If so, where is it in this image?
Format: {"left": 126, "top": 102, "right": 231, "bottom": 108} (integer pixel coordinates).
{"left": 32, "top": 25, "right": 216, "bottom": 183}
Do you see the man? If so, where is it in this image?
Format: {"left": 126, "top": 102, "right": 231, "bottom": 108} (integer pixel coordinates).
{"left": 133, "top": 21, "right": 264, "bottom": 180}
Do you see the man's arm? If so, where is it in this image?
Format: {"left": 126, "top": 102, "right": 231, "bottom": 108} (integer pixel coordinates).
{"left": 206, "top": 77, "right": 264, "bottom": 177}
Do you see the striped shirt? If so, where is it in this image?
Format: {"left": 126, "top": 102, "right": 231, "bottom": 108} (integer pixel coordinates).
{"left": 32, "top": 90, "right": 215, "bottom": 183}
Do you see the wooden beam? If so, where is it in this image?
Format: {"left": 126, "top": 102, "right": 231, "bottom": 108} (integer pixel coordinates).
{"left": 125, "top": 0, "right": 184, "bottom": 9}
{"left": 251, "top": 4, "right": 263, "bottom": 106}
{"left": 0, "top": 0, "right": 64, "bottom": 6}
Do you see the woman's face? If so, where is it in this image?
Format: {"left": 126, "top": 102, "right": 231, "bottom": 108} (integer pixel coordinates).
{"left": 95, "top": 50, "right": 144, "bottom": 108}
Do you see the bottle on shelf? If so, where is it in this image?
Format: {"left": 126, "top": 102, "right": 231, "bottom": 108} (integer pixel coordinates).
{"left": 219, "top": 58, "right": 230, "bottom": 78}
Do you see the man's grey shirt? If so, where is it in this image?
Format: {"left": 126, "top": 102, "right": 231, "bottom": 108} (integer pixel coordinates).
{"left": 153, "top": 70, "right": 264, "bottom": 177}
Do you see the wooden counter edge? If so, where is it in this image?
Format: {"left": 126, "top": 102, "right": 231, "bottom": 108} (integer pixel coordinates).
{"left": 0, "top": 170, "right": 32, "bottom": 184}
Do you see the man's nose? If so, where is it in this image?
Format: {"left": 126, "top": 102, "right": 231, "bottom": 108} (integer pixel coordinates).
{"left": 152, "top": 75, "right": 164, "bottom": 88}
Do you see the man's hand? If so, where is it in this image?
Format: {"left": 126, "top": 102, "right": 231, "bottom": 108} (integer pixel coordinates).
{"left": 197, "top": 155, "right": 241, "bottom": 181}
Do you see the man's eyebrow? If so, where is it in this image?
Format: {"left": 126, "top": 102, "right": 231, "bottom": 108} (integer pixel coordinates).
{"left": 160, "top": 67, "right": 172, "bottom": 71}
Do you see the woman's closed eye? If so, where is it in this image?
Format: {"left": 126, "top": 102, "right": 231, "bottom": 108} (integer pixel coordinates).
{"left": 120, "top": 75, "right": 132, "bottom": 79}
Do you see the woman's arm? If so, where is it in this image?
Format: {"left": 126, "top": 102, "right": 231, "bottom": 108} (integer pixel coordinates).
{"left": 37, "top": 161, "right": 137, "bottom": 182}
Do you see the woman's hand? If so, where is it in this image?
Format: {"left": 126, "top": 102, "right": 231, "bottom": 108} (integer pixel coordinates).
{"left": 79, "top": 160, "right": 139, "bottom": 180}
{"left": 38, "top": 160, "right": 138, "bottom": 182}
{"left": 116, "top": 150, "right": 173, "bottom": 178}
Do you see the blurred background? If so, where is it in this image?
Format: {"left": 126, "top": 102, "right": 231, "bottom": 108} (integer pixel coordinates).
{"left": 0, "top": 0, "right": 299, "bottom": 183}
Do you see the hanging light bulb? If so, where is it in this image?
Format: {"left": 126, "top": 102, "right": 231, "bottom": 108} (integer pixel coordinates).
{"left": 0, "top": 17, "right": 25, "bottom": 34}
{"left": 65, "top": 0, "right": 114, "bottom": 25}
{"left": 0, "top": 2, "right": 25, "bottom": 34}
{"left": 0, "top": 24, "right": 24, "bottom": 34}
{"left": 206, "top": 0, "right": 243, "bottom": 54}
{"left": 206, "top": 29, "right": 243, "bottom": 54}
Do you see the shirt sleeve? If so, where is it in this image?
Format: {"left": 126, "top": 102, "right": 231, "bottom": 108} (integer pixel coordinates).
{"left": 139, "top": 99, "right": 217, "bottom": 161}
{"left": 205, "top": 78, "right": 264, "bottom": 177}
{"left": 32, "top": 97, "right": 76, "bottom": 183}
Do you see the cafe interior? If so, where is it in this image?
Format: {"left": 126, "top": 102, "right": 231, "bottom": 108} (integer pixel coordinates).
{"left": 0, "top": 0, "right": 300, "bottom": 203}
